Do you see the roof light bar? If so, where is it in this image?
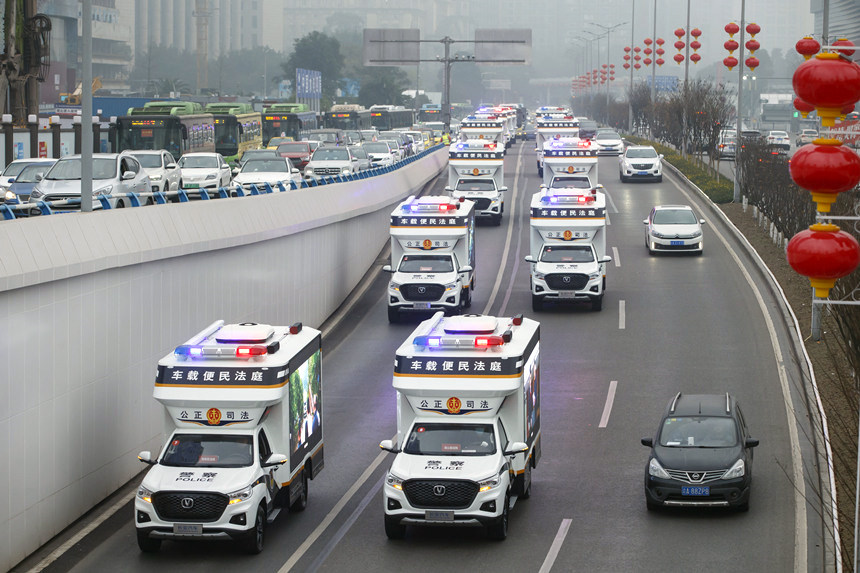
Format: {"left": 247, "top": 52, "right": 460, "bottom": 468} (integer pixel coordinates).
{"left": 475, "top": 336, "right": 505, "bottom": 347}
{"left": 236, "top": 345, "right": 267, "bottom": 357}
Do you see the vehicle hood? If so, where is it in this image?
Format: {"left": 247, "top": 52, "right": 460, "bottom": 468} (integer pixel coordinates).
{"left": 622, "top": 157, "right": 659, "bottom": 166}
{"left": 281, "top": 152, "right": 310, "bottom": 159}
{"left": 390, "top": 452, "right": 500, "bottom": 482}
{"left": 367, "top": 153, "right": 393, "bottom": 160}
{"left": 141, "top": 167, "right": 166, "bottom": 177}
{"left": 307, "top": 160, "right": 350, "bottom": 167}
{"left": 180, "top": 168, "right": 219, "bottom": 180}
{"left": 651, "top": 223, "right": 700, "bottom": 236}
{"left": 8, "top": 181, "right": 37, "bottom": 195}
{"left": 141, "top": 463, "right": 261, "bottom": 494}
{"left": 393, "top": 270, "right": 458, "bottom": 283}
{"left": 654, "top": 445, "right": 742, "bottom": 472}
{"left": 33, "top": 178, "right": 113, "bottom": 196}
{"left": 596, "top": 138, "right": 623, "bottom": 147}
{"left": 535, "top": 260, "right": 599, "bottom": 274}
{"left": 234, "top": 171, "right": 296, "bottom": 185}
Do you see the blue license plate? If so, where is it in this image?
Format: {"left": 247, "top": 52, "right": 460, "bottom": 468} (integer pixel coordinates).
{"left": 670, "top": 240, "right": 684, "bottom": 246}
{"left": 682, "top": 486, "right": 709, "bottom": 496}
{"left": 637, "top": 171, "right": 648, "bottom": 175}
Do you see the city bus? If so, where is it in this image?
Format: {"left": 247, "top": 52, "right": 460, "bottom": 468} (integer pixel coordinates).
{"left": 418, "top": 104, "right": 442, "bottom": 123}
{"left": 115, "top": 101, "right": 215, "bottom": 158}
{"left": 323, "top": 104, "right": 372, "bottom": 130}
{"left": 262, "top": 103, "right": 319, "bottom": 146}
{"left": 369, "top": 105, "right": 414, "bottom": 131}
{"left": 204, "top": 102, "right": 262, "bottom": 164}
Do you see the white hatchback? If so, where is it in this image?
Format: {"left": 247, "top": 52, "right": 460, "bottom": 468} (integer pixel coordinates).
{"left": 129, "top": 150, "right": 181, "bottom": 193}
{"left": 643, "top": 205, "right": 705, "bottom": 255}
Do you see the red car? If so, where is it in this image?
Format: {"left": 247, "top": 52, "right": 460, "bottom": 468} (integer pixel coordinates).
{"left": 276, "top": 142, "right": 313, "bottom": 170}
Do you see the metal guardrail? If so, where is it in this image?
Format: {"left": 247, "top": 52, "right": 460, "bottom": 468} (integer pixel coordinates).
{"left": 0, "top": 144, "right": 445, "bottom": 221}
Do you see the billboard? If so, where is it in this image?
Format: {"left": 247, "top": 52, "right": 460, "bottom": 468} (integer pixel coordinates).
{"left": 474, "top": 29, "right": 532, "bottom": 65}
{"left": 363, "top": 28, "right": 420, "bottom": 66}
{"left": 296, "top": 68, "right": 322, "bottom": 99}
{"left": 288, "top": 350, "right": 322, "bottom": 470}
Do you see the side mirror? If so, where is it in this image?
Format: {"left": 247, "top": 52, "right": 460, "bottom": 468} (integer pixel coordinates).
{"left": 745, "top": 438, "right": 760, "bottom": 448}
{"left": 600, "top": 255, "right": 612, "bottom": 264}
{"left": 291, "top": 168, "right": 300, "bottom": 174}
{"left": 643, "top": 218, "right": 649, "bottom": 225}
{"left": 122, "top": 170, "right": 136, "bottom": 180}
{"left": 503, "top": 441, "right": 529, "bottom": 456}
{"left": 499, "top": 186, "right": 508, "bottom": 192}
{"left": 382, "top": 264, "right": 393, "bottom": 273}
{"left": 379, "top": 439, "right": 400, "bottom": 453}
{"left": 35, "top": 174, "right": 43, "bottom": 181}
{"left": 699, "top": 219, "right": 706, "bottom": 225}
{"left": 166, "top": 163, "right": 177, "bottom": 169}
{"left": 138, "top": 451, "right": 157, "bottom": 465}
{"left": 640, "top": 437, "right": 654, "bottom": 447}
{"left": 459, "top": 265, "right": 473, "bottom": 274}
{"left": 222, "top": 164, "right": 230, "bottom": 169}
{"left": 6, "top": 177, "right": 14, "bottom": 184}
{"left": 659, "top": 154, "right": 664, "bottom": 159}
{"left": 231, "top": 167, "right": 239, "bottom": 175}
{"left": 524, "top": 255, "right": 537, "bottom": 264}
{"left": 262, "top": 453, "right": 288, "bottom": 467}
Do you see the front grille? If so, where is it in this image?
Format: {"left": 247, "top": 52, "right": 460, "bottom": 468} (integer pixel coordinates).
{"left": 545, "top": 273, "right": 589, "bottom": 290}
{"left": 470, "top": 198, "right": 492, "bottom": 210}
{"left": 655, "top": 242, "right": 699, "bottom": 251}
{"left": 631, "top": 163, "right": 652, "bottom": 170}
{"left": 313, "top": 167, "right": 341, "bottom": 175}
{"left": 401, "top": 283, "right": 445, "bottom": 301}
{"left": 403, "top": 479, "right": 479, "bottom": 509}
{"left": 152, "top": 491, "right": 228, "bottom": 522}
{"left": 665, "top": 469, "right": 726, "bottom": 484}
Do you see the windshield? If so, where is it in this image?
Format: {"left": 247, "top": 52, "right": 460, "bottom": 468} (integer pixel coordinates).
{"left": 596, "top": 132, "right": 620, "bottom": 140}
{"left": 241, "top": 150, "right": 277, "bottom": 163}
{"left": 130, "top": 154, "right": 163, "bottom": 168}
{"left": 456, "top": 179, "right": 495, "bottom": 191}
{"left": 241, "top": 159, "right": 288, "bottom": 173}
{"left": 626, "top": 148, "right": 658, "bottom": 158}
{"left": 653, "top": 209, "right": 698, "bottom": 225}
{"left": 659, "top": 416, "right": 738, "bottom": 447}
{"left": 398, "top": 254, "right": 454, "bottom": 273}
{"left": 277, "top": 143, "right": 310, "bottom": 153}
{"left": 540, "top": 245, "right": 595, "bottom": 263}
{"left": 160, "top": 433, "right": 254, "bottom": 467}
{"left": 350, "top": 147, "right": 367, "bottom": 158}
{"left": 178, "top": 155, "right": 218, "bottom": 169}
{"left": 363, "top": 143, "right": 391, "bottom": 153}
{"left": 15, "top": 163, "right": 54, "bottom": 183}
{"left": 551, "top": 177, "right": 591, "bottom": 189}
{"left": 404, "top": 423, "right": 496, "bottom": 456}
{"left": 312, "top": 148, "right": 349, "bottom": 161}
{"left": 2, "top": 161, "right": 30, "bottom": 177}
{"left": 314, "top": 133, "right": 339, "bottom": 143}
{"left": 47, "top": 158, "right": 116, "bottom": 180}
{"left": 769, "top": 131, "right": 788, "bottom": 137}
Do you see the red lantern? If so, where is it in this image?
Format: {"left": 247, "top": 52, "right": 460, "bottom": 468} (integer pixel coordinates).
{"left": 656, "top": 58, "right": 665, "bottom": 67}
{"left": 634, "top": 63, "right": 641, "bottom": 70}
{"left": 745, "top": 22, "right": 761, "bottom": 37}
{"left": 623, "top": 62, "right": 631, "bottom": 70}
{"left": 623, "top": 54, "right": 631, "bottom": 61}
{"left": 674, "top": 40, "right": 685, "bottom": 51}
{"left": 842, "top": 103, "right": 856, "bottom": 116}
{"left": 796, "top": 36, "right": 820, "bottom": 60}
{"left": 609, "top": 76, "right": 615, "bottom": 81}
{"left": 690, "top": 40, "right": 702, "bottom": 51}
{"left": 691, "top": 28, "right": 702, "bottom": 39}
{"left": 790, "top": 139, "right": 860, "bottom": 211}
{"left": 745, "top": 39, "right": 760, "bottom": 54}
{"left": 674, "top": 28, "right": 685, "bottom": 39}
{"left": 833, "top": 38, "right": 856, "bottom": 57}
{"left": 745, "top": 56, "right": 760, "bottom": 71}
{"left": 725, "top": 23, "right": 740, "bottom": 38}
{"left": 786, "top": 224, "right": 860, "bottom": 298}
{"left": 674, "top": 53, "right": 685, "bottom": 65}
{"left": 724, "top": 56, "right": 739, "bottom": 71}
{"left": 602, "top": 63, "right": 608, "bottom": 69}
{"left": 634, "top": 46, "right": 641, "bottom": 53}
{"left": 656, "top": 38, "right": 665, "bottom": 46}
{"left": 644, "top": 47, "right": 653, "bottom": 56}
{"left": 656, "top": 47, "right": 665, "bottom": 56}
{"left": 609, "top": 63, "right": 615, "bottom": 68}
{"left": 793, "top": 53, "right": 860, "bottom": 126}
{"left": 644, "top": 57, "right": 652, "bottom": 66}
{"left": 624, "top": 46, "right": 631, "bottom": 53}
{"left": 724, "top": 40, "right": 739, "bottom": 54}
{"left": 690, "top": 53, "right": 702, "bottom": 64}
{"left": 644, "top": 38, "right": 653, "bottom": 46}
{"left": 793, "top": 97, "right": 816, "bottom": 118}
{"left": 634, "top": 54, "right": 641, "bottom": 61}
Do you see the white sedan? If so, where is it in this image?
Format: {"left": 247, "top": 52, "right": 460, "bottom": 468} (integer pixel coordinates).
{"left": 176, "top": 152, "right": 232, "bottom": 191}
{"left": 766, "top": 130, "right": 790, "bottom": 150}
{"left": 232, "top": 158, "right": 301, "bottom": 190}
{"left": 129, "top": 150, "right": 181, "bottom": 193}
{"left": 643, "top": 204, "right": 705, "bottom": 255}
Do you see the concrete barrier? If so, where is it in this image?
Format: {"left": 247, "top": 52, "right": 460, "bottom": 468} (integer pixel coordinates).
{"left": 0, "top": 147, "right": 448, "bottom": 570}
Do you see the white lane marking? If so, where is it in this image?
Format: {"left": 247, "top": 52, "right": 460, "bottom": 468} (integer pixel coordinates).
{"left": 669, "top": 176, "right": 807, "bottom": 572}
{"left": 279, "top": 443, "right": 391, "bottom": 572}
{"left": 482, "top": 144, "right": 524, "bottom": 315}
{"left": 599, "top": 381, "right": 618, "bottom": 429}
{"left": 538, "top": 518, "right": 573, "bottom": 573}
{"left": 612, "top": 246, "right": 620, "bottom": 267}
{"left": 618, "top": 300, "right": 626, "bottom": 330}
{"left": 605, "top": 188, "right": 619, "bottom": 213}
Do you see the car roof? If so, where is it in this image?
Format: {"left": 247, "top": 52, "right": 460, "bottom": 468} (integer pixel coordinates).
{"left": 129, "top": 149, "right": 168, "bottom": 155}
{"left": 181, "top": 152, "right": 220, "bottom": 157}
{"left": 653, "top": 204, "right": 693, "bottom": 211}
{"left": 667, "top": 393, "right": 734, "bottom": 417}
{"left": 626, "top": 145, "right": 655, "bottom": 150}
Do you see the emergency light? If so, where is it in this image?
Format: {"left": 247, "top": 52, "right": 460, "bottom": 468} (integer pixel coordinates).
{"left": 412, "top": 334, "right": 506, "bottom": 348}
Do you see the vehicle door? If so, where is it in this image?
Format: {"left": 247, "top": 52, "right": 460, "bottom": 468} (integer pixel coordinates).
{"left": 120, "top": 156, "right": 147, "bottom": 194}
{"left": 257, "top": 429, "right": 279, "bottom": 500}
{"left": 217, "top": 154, "right": 232, "bottom": 186}
{"left": 164, "top": 152, "right": 180, "bottom": 188}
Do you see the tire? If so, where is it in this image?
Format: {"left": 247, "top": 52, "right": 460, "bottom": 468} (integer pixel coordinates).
{"left": 532, "top": 294, "right": 543, "bottom": 312}
{"left": 619, "top": 172, "right": 626, "bottom": 182}
{"left": 646, "top": 497, "right": 660, "bottom": 511}
{"left": 384, "top": 514, "right": 406, "bottom": 539}
{"left": 115, "top": 199, "right": 125, "bottom": 209}
{"left": 591, "top": 296, "right": 603, "bottom": 312}
{"left": 656, "top": 176, "right": 663, "bottom": 183}
{"left": 486, "top": 492, "right": 509, "bottom": 540}
{"left": 387, "top": 306, "right": 400, "bottom": 324}
{"left": 520, "top": 461, "right": 532, "bottom": 500}
{"left": 241, "top": 505, "right": 266, "bottom": 554}
{"left": 538, "top": 167, "right": 543, "bottom": 178}
{"left": 289, "top": 467, "right": 308, "bottom": 512}
{"left": 136, "top": 529, "right": 162, "bottom": 553}
{"left": 493, "top": 213, "right": 502, "bottom": 226}
{"left": 462, "top": 287, "right": 472, "bottom": 309}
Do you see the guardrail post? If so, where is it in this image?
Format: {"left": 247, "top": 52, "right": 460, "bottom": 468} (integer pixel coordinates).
{"left": 0, "top": 204, "right": 15, "bottom": 220}
{"left": 73, "top": 115, "right": 82, "bottom": 154}
{"left": 3, "top": 114, "right": 13, "bottom": 167}
{"left": 28, "top": 114, "right": 39, "bottom": 158}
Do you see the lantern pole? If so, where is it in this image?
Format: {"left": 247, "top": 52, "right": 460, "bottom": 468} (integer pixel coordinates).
{"left": 682, "top": 0, "right": 691, "bottom": 157}
{"left": 822, "top": 0, "right": 830, "bottom": 46}
{"left": 628, "top": 1, "right": 635, "bottom": 133}
{"left": 651, "top": 0, "right": 657, "bottom": 138}
{"left": 733, "top": 0, "right": 746, "bottom": 203}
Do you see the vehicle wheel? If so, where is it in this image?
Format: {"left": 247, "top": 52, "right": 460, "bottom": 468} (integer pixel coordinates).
{"left": 646, "top": 497, "right": 660, "bottom": 511}
{"left": 289, "top": 467, "right": 308, "bottom": 512}
{"left": 178, "top": 179, "right": 184, "bottom": 190}
{"left": 735, "top": 499, "right": 750, "bottom": 512}
{"left": 656, "top": 176, "right": 663, "bottom": 183}
{"left": 387, "top": 306, "right": 400, "bottom": 324}
{"left": 462, "top": 287, "right": 472, "bottom": 309}
{"left": 486, "top": 492, "right": 509, "bottom": 540}
{"left": 520, "top": 460, "right": 532, "bottom": 500}
{"left": 136, "top": 529, "right": 161, "bottom": 553}
{"left": 619, "top": 172, "right": 626, "bottom": 182}
{"left": 241, "top": 505, "right": 266, "bottom": 554}
{"left": 591, "top": 296, "right": 603, "bottom": 312}
{"left": 384, "top": 514, "right": 406, "bottom": 539}
{"left": 538, "top": 167, "right": 543, "bottom": 178}
{"left": 531, "top": 294, "right": 543, "bottom": 312}
{"left": 493, "top": 213, "right": 502, "bottom": 226}
{"left": 115, "top": 199, "right": 125, "bottom": 209}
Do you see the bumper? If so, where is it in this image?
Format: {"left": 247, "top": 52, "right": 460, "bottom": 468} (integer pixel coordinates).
{"left": 383, "top": 483, "right": 506, "bottom": 528}
{"left": 644, "top": 477, "right": 751, "bottom": 508}
{"left": 134, "top": 494, "right": 260, "bottom": 541}
{"left": 388, "top": 289, "right": 462, "bottom": 314}
{"left": 597, "top": 147, "right": 623, "bottom": 155}
{"left": 531, "top": 275, "right": 603, "bottom": 302}
{"left": 622, "top": 168, "right": 662, "bottom": 179}
{"left": 647, "top": 236, "right": 703, "bottom": 252}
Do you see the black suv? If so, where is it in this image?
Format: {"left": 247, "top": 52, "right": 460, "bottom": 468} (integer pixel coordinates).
{"left": 641, "top": 393, "right": 759, "bottom": 511}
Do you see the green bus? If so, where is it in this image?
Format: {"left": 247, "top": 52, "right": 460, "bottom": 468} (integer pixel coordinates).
{"left": 205, "top": 102, "right": 263, "bottom": 164}
{"left": 262, "top": 102, "right": 319, "bottom": 147}
{"left": 116, "top": 101, "right": 215, "bottom": 158}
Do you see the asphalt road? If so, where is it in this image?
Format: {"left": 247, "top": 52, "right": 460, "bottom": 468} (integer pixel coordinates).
{"left": 25, "top": 141, "right": 828, "bottom": 573}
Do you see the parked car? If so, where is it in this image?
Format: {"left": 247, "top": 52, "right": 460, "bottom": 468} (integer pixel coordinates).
{"left": 303, "top": 146, "right": 358, "bottom": 179}
{"left": 362, "top": 142, "right": 397, "bottom": 167}
{"left": 29, "top": 152, "right": 151, "bottom": 210}
{"left": 348, "top": 145, "right": 371, "bottom": 171}
{"left": 129, "top": 150, "right": 181, "bottom": 193}
{"left": 2, "top": 158, "right": 56, "bottom": 206}
{"left": 796, "top": 129, "right": 819, "bottom": 146}
{"left": 619, "top": 145, "right": 663, "bottom": 182}
{"left": 276, "top": 141, "right": 313, "bottom": 170}
{"left": 643, "top": 204, "right": 705, "bottom": 255}
{"left": 176, "top": 152, "right": 232, "bottom": 191}
{"left": 232, "top": 158, "right": 301, "bottom": 189}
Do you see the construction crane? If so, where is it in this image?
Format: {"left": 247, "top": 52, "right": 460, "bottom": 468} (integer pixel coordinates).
{"left": 193, "top": 0, "right": 212, "bottom": 94}
{"left": 59, "top": 77, "right": 102, "bottom": 105}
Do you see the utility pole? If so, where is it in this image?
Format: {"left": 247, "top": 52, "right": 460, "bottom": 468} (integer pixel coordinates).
{"left": 682, "top": 0, "right": 691, "bottom": 157}
{"left": 591, "top": 23, "right": 627, "bottom": 114}
{"left": 733, "top": 0, "right": 746, "bottom": 203}
{"left": 628, "top": 1, "right": 635, "bottom": 132}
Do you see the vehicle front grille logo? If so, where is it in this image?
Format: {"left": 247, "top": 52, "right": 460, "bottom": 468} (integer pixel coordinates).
{"left": 562, "top": 276, "right": 571, "bottom": 283}
{"left": 418, "top": 286, "right": 426, "bottom": 294}
{"left": 181, "top": 497, "right": 194, "bottom": 509}
{"left": 690, "top": 473, "right": 701, "bottom": 480}
{"left": 433, "top": 485, "right": 446, "bottom": 496}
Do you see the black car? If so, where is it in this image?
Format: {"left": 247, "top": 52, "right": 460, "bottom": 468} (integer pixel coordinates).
{"left": 578, "top": 120, "right": 599, "bottom": 140}
{"left": 641, "top": 393, "right": 759, "bottom": 511}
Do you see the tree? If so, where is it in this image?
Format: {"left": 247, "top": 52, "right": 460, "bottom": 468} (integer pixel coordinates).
{"left": 356, "top": 67, "right": 409, "bottom": 107}
{"left": 156, "top": 78, "right": 190, "bottom": 96}
{"left": 281, "top": 32, "right": 345, "bottom": 101}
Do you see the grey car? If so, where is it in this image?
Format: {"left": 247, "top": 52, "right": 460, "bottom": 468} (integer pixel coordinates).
{"left": 348, "top": 146, "right": 371, "bottom": 171}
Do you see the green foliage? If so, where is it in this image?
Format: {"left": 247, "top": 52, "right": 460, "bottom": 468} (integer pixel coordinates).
{"left": 356, "top": 67, "right": 409, "bottom": 107}
{"left": 281, "top": 31, "right": 345, "bottom": 101}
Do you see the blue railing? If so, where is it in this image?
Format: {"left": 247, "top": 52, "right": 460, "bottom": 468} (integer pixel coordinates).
{"left": 0, "top": 144, "right": 445, "bottom": 221}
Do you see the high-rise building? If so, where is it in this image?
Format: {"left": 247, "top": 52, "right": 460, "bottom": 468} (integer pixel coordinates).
{"left": 811, "top": 0, "right": 860, "bottom": 46}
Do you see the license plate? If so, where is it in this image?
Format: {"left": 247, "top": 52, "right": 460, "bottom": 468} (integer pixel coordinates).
{"left": 681, "top": 486, "right": 710, "bottom": 496}
{"left": 557, "top": 291, "right": 577, "bottom": 298}
{"left": 412, "top": 302, "right": 432, "bottom": 309}
{"left": 637, "top": 171, "right": 648, "bottom": 175}
{"left": 670, "top": 240, "right": 685, "bottom": 246}
{"left": 184, "top": 183, "right": 199, "bottom": 188}
{"left": 425, "top": 510, "right": 454, "bottom": 521}
{"left": 173, "top": 523, "right": 203, "bottom": 535}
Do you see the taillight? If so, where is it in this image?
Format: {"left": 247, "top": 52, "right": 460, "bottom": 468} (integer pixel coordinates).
{"left": 475, "top": 336, "right": 504, "bottom": 348}
{"left": 236, "top": 346, "right": 267, "bottom": 357}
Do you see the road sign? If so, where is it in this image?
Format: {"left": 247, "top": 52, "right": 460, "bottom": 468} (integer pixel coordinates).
{"left": 474, "top": 29, "right": 532, "bottom": 65}
{"left": 363, "top": 29, "right": 420, "bottom": 66}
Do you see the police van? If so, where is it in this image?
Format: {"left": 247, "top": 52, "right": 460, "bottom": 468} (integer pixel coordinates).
{"left": 525, "top": 182, "right": 610, "bottom": 311}
{"left": 380, "top": 312, "right": 541, "bottom": 540}
{"left": 458, "top": 115, "right": 507, "bottom": 149}
{"left": 445, "top": 140, "right": 507, "bottom": 225}
{"left": 476, "top": 106, "right": 516, "bottom": 146}
{"left": 541, "top": 136, "right": 599, "bottom": 189}
{"left": 535, "top": 115, "right": 580, "bottom": 177}
{"left": 134, "top": 320, "right": 324, "bottom": 554}
{"left": 384, "top": 196, "right": 476, "bottom": 322}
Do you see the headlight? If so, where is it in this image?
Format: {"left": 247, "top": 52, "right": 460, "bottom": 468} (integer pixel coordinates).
{"left": 4, "top": 189, "right": 15, "bottom": 200}
{"left": 94, "top": 185, "right": 112, "bottom": 196}
{"left": 205, "top": 173, "right": 217, "bottom": 180}
{"left": 150, "top": 174, "right": 163, "bottom": 181}
{"left": 690, "top": 229, "right": 702, "bottom": 238}
{"left": 648, "top": 458, "right": 671, "bottom": 479}
{"left": 29, "top": 188, "right": 43, "bottom": 200}
{"left": 386, "top": 472, "right": 405, "bottom": 490}
{"left": 227, "top": 484, "right": 254, "bottom": 505}
{"left": 137, "top": 485, "right": 154, "bottom": 503}
{"left": 533, "top": 270, "right": 546, "bottom": 280}
{"left": 305, "top": 168, "right": 313, "bottom": 176}
{"left": 477, "top": 474, "right": 502, "bottom": 492}
{"left": 650, "top": 230, "right": 665, "bottom": 239}
{"left": 389, "top": 281, "right": 401, "bottom": 291}
{"left": 721, "top": 459, "right": 745, "bottom": 480}
{"left": 588, "top": 271, "right": 601, "bottom": 280}
{"left": 444, "top": 282, "right": 458, "bottom": 291}
{"left": 341, "top": 167, "right": 351, "bottom": 174}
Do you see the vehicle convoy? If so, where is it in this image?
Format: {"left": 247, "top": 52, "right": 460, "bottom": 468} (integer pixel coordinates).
{"left": 458, "top": 115, "right": 507, "bottom": 149}
{"left": 540, "top": 136, "right": 599, "bottom": 189}
{"left": 379, "top": 312, "right": 540, "bottom": 540}
{"left": 534, "top": 114, "right": 580, "bottom": 177}
{"left": 134, "top": 320, "right": 324, "bottom": 554}
{"left": 475, "top": 106, "right": 516, "bottom": 146}
{"left": 383, "top": 196, "right": 476, "bottom": 323}
{"left": 525, "top": 144, "right": 610, "bottom": 312}
{"left": 445, "top": 140, "right": 507, "bottom": 225}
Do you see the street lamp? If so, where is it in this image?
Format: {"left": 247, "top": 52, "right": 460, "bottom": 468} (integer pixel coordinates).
{"left": 590, "top": 22, "right": 627, "bottom": 108}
